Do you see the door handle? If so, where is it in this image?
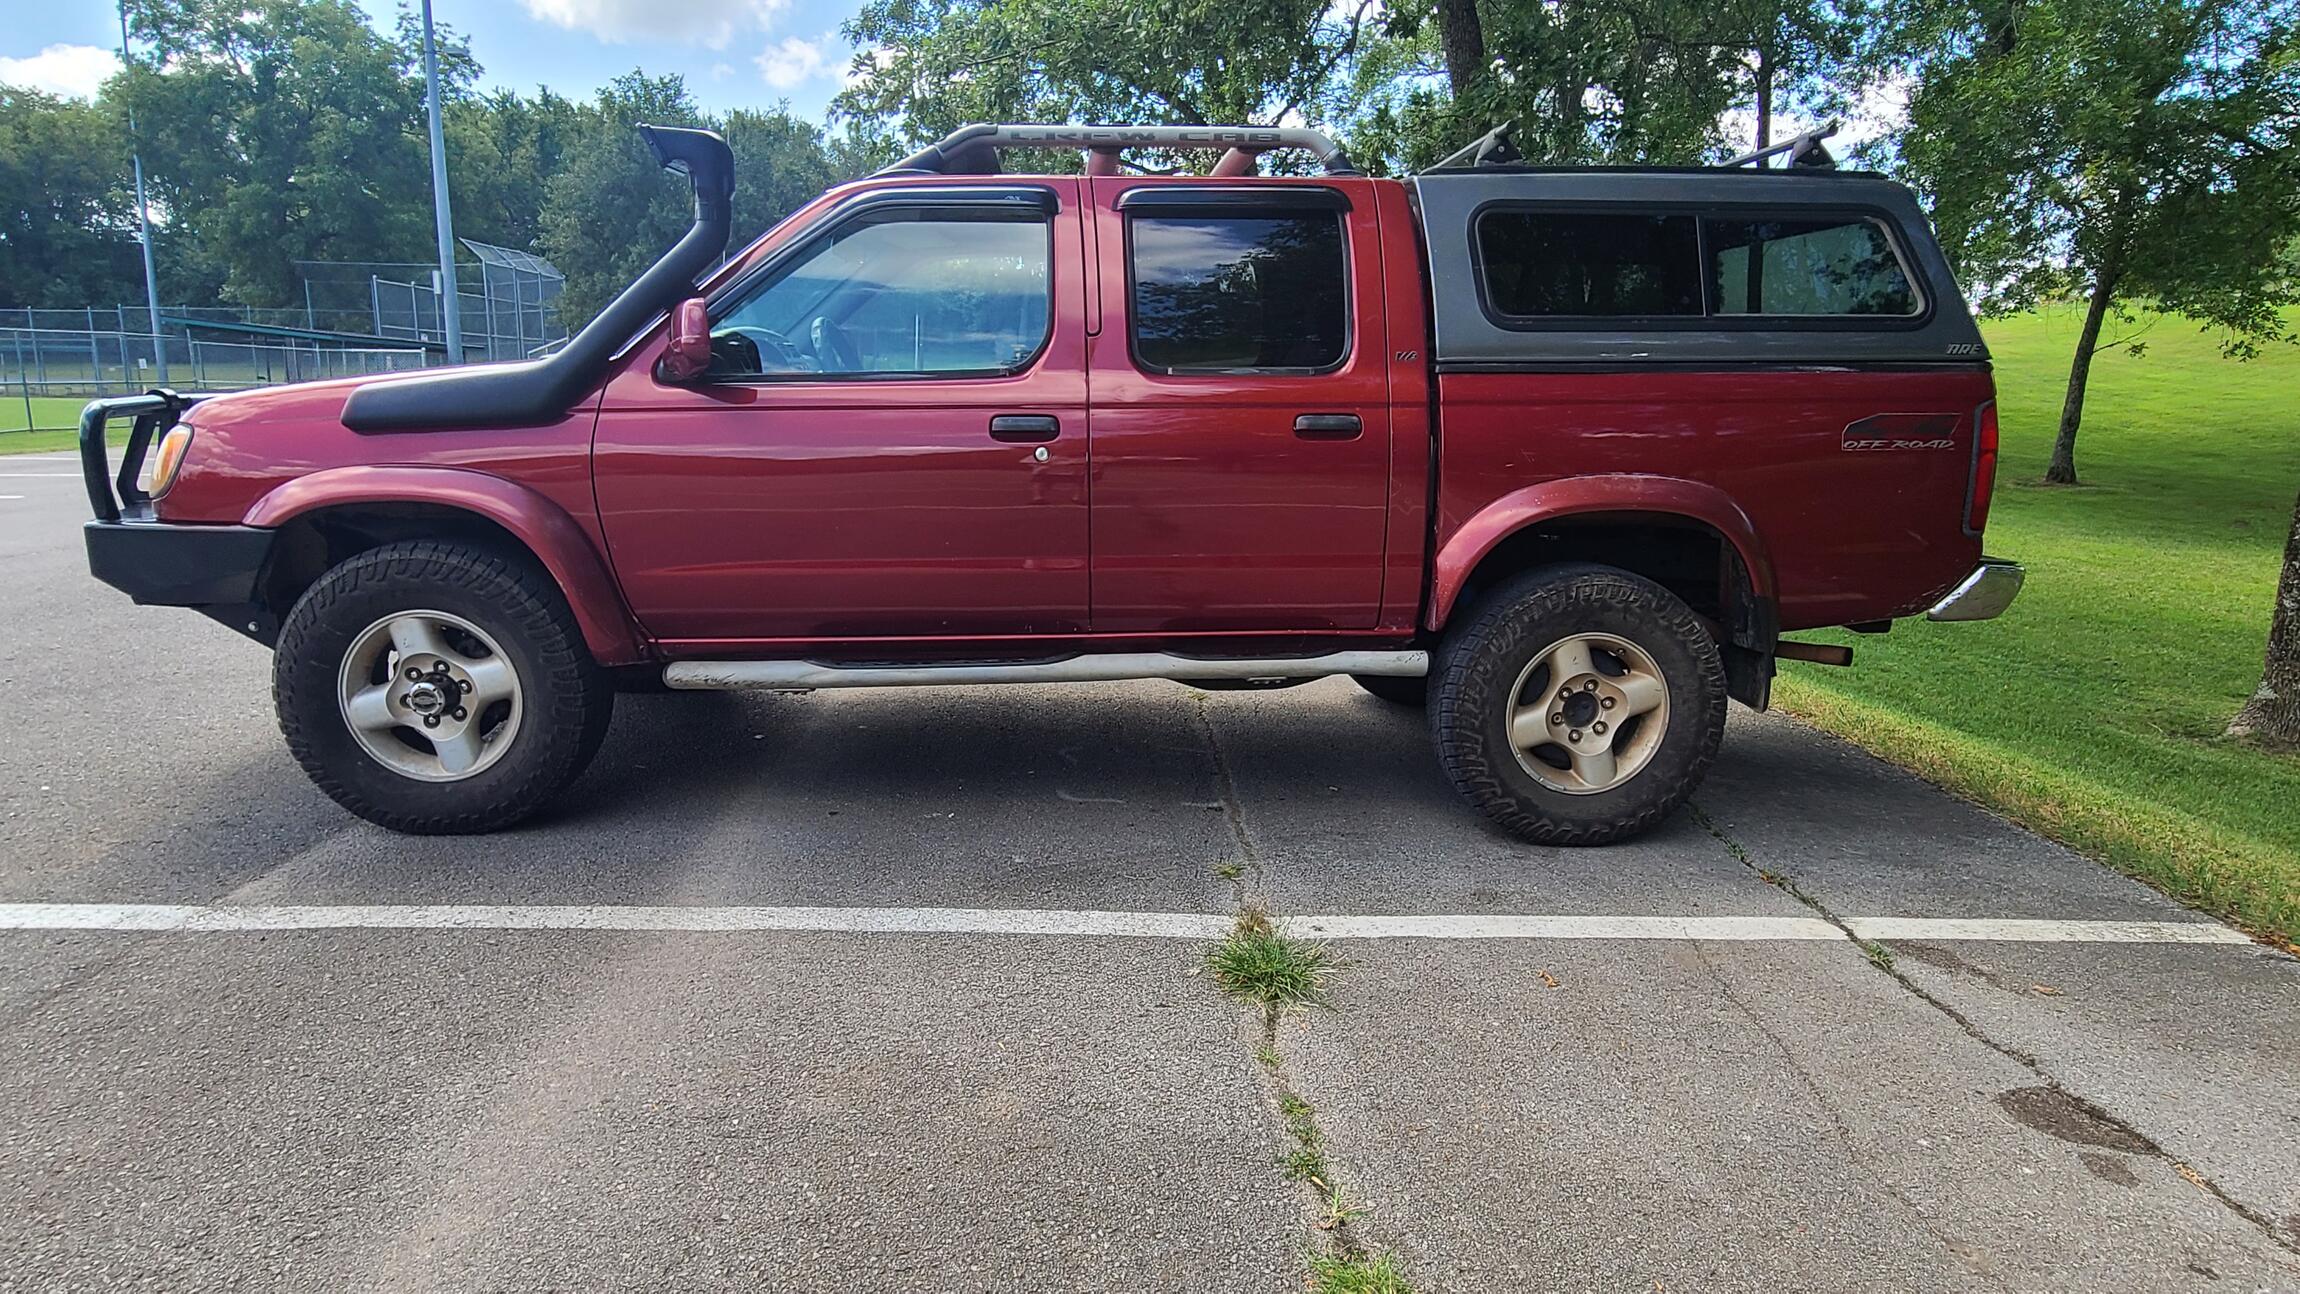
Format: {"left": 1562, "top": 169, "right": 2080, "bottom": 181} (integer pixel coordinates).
{"left": 1293, "top": 413, "right": 1363, "bottom": 439}
{"left": 989, "top": 415, "right": 1061, "bottom": 443}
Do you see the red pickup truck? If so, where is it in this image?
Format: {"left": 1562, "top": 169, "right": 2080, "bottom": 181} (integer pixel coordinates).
{"left": 79, "top": 123, "right": 2020, "bottom": 842}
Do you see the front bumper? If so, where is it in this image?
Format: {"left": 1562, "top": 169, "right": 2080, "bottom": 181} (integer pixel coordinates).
{"left": 1925, "top": 559, "right": 2024, "bottom": 622}
{"left": 79, "top": 390, "right": 279, "bottom": 642}
{"left": 85, "top": 516, "right": 274, "bottom": 607}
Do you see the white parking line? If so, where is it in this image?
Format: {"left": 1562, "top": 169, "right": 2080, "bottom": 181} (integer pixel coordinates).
{"left": 1292, "top": 914, "right": 1843, "bottom": 940}
{"left": 1843, "top": 916, "right": 2254, "bottom": 945}
{"left": 0, "top": 902, "right": 2260, "bottom": 945}
{"left": 0, "top": 473, "right": 79, "bottom": 478}
{"left": 0, "top": 902, "right": 1234, "bottom": 938}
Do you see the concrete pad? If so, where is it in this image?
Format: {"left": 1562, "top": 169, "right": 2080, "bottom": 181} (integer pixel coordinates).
{"left": 1698, "top": 711, "right": 2300, "bottom": 1246}
{"left": 1280, "top": 939, "right": 2300, "bottom": 1292}
{"left": 1885, "top": 938, "right": 2300, "bottom": 1247}
{"left": 219, "top": 684, "right": 1241, "bottom": 913}
{"left": 1699, "top": 710, "right": 2208, "bottom": 924}
{"left": 0, "top": 930, "right": 1300, "bottom": 1293}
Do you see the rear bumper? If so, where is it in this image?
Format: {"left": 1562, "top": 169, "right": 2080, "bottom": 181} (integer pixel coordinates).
{"left": 1925, "top": 559, "right": 2024, "bottom": 622}
{"left": 85, "top": 517, "right": 275, "bottom": 607}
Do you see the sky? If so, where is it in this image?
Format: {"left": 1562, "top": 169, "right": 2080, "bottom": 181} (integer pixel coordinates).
{"left": 0, "top": 0, "right": 867, "bottom": 120}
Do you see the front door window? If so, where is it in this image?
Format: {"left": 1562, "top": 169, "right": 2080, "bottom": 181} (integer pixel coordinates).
{"left": 709, "top": 211, "right": 1052, "bottom": 379}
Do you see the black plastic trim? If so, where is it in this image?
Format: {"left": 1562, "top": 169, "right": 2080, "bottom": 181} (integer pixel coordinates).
{"left": 1115, "top": 186, "right": 1351, "bottom": 213}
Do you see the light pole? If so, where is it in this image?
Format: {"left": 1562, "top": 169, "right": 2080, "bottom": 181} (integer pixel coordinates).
{"left": 419, "top": 0, "right": 463, "bottom": 364}
{"left": 118, "top": 1, "right": 167, "bottom": 386}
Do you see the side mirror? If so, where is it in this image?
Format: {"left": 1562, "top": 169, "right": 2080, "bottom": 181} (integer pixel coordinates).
{"left": 659, "top": 297, "right": 712, "bottom": 382}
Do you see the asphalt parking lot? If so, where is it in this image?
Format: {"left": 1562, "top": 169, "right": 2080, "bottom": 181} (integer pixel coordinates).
{"left": 3, "top": 462, "right": 2297, "bottom": 1292}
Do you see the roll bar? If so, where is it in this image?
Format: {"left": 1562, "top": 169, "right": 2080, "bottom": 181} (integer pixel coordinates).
{"left": 877, "top": 123, "right": 1363, "bottom": 178}
{"left": 341, "top": 123, "right": 735, "bottom": 432}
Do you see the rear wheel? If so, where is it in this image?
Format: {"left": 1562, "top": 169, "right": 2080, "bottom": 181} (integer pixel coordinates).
{"left": 1429, "top": 564, "right": 1724, "bottom": 845}
{"left": 274, "top": 540, "right": 613, "bottom": 834}
{"left": 1351, "top": 673, "right": 1428, "bottom": 707}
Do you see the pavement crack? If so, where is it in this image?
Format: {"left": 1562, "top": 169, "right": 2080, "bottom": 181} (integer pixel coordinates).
{"left": 1687, "top": 934, "right": 2013, "bottom": 1292}
{"left": 1201, "top": 899, "right": 1416, "bottom": 1289}
{"left": 1690, "top": 801, "right": 2300, "bottom": 1261}
{"left": 1192, "top": 693, "right": 1263, "bottom": 907}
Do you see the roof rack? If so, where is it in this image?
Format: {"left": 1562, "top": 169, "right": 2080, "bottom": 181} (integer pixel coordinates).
{"left": 874, "top": 124, "right": 1363, "bottom": 179}
{"left": 1722, "top": 124, "right": 1839, "bottom": 170}
{"left": 1421, "top": 120, "right": 1843, "bottom": 174}
{"left": 1422, "top": 122, "right": 1522, "bottom": 173}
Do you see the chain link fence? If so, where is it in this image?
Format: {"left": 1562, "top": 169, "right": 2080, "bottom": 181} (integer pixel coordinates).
{"left": 0, "top": 327, "right": 426, "bottom": 432}
{"left": 2, "top": 243, "right": 566, "bottom": 434}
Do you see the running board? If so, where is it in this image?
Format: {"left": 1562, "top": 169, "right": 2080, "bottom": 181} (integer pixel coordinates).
{"left": 662, "top": 650, "right": 1428, "bottom": 691}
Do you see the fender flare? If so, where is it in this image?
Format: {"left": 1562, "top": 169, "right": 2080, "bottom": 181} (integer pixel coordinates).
{"left": 241, "top": 465, "right": 648, "bottom": 666}
{"left": 1428, "top": 474, "right": 1775, "bottom": 631}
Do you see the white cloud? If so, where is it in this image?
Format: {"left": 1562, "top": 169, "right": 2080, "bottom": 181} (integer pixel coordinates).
{"left": 0, "top": 43, "right": 119, "bottom": 100}
{"left": 521, "top": 0, "right": 790, "bottom": 51}
{"left": 756, "top": 33, "right": 838, "bottom": 90}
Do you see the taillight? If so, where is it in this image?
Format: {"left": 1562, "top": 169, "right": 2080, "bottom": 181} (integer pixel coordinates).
{"left": 1964, "top": 401, "right": 1998, "bottom": 535}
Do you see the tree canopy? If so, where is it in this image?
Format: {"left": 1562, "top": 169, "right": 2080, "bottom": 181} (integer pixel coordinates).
{"left": 1897, "top": 0, "right": 2300, "bottom": 483}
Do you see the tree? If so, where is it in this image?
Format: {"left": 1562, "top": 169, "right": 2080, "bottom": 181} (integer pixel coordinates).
{"left": 535, "top": 74, "right": 846, "bottom": 326}
{"left": 1346, "top": 0, "right": 1868, "bottom": 172}
{"left": 1897, "top": 0, "right": 2300, "bottom": 485}
{"left": 0, "top": 88, "right": 145, "bottom": 308}
{"left": 1718, "top": 0, "right": 1877, "bottom": 150}
{"left": 444, "top": 88, "right": 583, "bottom": 255}
{"left": 837, "top": 0, "right": 1378, "bottom": 145}
{"left": 2228, "top": 486, "right": 2300, "bottom": 746}
{"left": 115, "top": 0, "right": 438, "bottom": 307}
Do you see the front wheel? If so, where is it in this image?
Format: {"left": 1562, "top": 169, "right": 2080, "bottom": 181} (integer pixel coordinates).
{"left": 274, "top": 540, "right": 613, "bottom": 834}
{"left": 1428, "top": 564, "right": 1725, "bottom": 845}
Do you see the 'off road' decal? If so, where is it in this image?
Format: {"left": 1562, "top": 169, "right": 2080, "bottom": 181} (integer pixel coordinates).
{"left": 1842, "top": 413, "right": 1960, "bottom": 452}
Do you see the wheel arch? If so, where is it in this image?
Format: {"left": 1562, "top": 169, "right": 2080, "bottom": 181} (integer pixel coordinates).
{"left": 243, "top": 467, "right": 648, "bottom": 666}
{"left": 1430, "top": 477, "right": 1779, "bottom": 707}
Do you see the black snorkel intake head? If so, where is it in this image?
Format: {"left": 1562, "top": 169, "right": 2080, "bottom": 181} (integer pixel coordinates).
{"left": 341, "top": 123, "right": 736, "bottom": 433}
{"left": 638, "top": 122, "right": 736, "bottom": 229}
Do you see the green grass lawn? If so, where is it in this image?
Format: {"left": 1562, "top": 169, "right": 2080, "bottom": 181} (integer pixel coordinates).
{"left": 1778, "top": 307, "right": 2300, "bottom": 945}
{"left": 0, "top": 395, "right": 100, "bottom": 441}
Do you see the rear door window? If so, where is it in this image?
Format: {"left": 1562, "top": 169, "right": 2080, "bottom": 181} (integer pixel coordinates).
{"left": 1706, "top": 217, "right": 1919, "bottom": 316}
{"left": 1475, "top": 212, "right": 1703, "bottom": 318}
{"left": 1128, "top": 212, "right": 1349, "bottom": 373}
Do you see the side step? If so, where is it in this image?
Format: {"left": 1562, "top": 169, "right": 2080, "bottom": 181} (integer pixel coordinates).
{"left": 662, "top": 650, "right": 1429, "bottom": 691}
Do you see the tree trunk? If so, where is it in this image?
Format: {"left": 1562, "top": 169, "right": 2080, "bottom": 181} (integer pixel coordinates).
{"left": 1754, "top": 43, "right": 1774, "bottom": 150}
{"left": 2046, "top": 275, "right": 2116, "bottom": 485}
{"left": 1437, "top": 0, "right": 1486, "bottom": 99}
{"left": 2228, "top": 484, "right": 2300, "bottom": 746}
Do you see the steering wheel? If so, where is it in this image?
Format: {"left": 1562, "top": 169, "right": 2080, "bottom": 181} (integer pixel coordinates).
{"left": 810, "top": 316, "right": 863, "bottom": 373}
{"left": 721, "top": 325, "right": 807, "bottom": 374}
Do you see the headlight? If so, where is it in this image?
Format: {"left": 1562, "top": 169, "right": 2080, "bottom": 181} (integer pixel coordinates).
{"left": 146, "top": 423, "right": 193, "bottom": 498}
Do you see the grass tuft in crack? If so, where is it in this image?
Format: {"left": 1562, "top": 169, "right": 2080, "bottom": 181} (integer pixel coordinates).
{"left": 1306, "top": 1250, "right": 1414, "bottom": 1293}
{"left": 1205, "top": 906, "right": 1337, "bottom": 1011}
{"left": 1278, "top": 1091, "right": 1329, "bottom": 1183}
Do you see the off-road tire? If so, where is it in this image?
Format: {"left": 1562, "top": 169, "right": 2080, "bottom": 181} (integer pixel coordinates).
{"left": 274, "top": 540, "right": 613, "bottom": 834}
{"left": 1429, "top": 564, "right": 1725, "bottom": 845}
{"left": 1352, "top": 673, "right": 1428, "bottom": 707}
